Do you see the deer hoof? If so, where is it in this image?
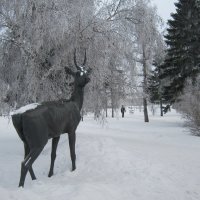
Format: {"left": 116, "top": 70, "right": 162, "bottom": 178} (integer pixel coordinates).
{"left": 48, "top": 172, "right": 53, "bottom": 177}
{"left": 72, "top": 167, "right": 76, "bottom": 171}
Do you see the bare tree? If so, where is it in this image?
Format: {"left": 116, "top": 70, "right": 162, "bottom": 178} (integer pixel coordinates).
{"left": 133, "top": 1, "right": 163, "bottom": 122}
{"left": 174, "top": 77, "right": 200, "bottom": 136}
{"left": 0, "top": 0, "right": 162, "bottom": 120}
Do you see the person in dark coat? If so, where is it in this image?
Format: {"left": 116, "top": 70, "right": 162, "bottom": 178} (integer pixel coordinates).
{"left": 121, "top": 105, "right": 126, "bottom": 118}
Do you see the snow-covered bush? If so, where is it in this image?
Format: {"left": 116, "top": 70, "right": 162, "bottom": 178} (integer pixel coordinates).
{"left": 175, "top": 77, "right": 200, "bottom": 136}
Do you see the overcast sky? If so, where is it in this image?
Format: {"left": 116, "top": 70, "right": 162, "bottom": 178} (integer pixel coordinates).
{"left": 151, "top": 0, "right": 178, "bottom": 25}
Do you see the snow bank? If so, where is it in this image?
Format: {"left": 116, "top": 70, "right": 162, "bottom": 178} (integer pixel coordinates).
{"left": 0, "top": 108, "right": 200, "bottom": 200}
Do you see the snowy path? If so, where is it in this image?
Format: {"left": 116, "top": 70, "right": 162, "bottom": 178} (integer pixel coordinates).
{"left": 0, "top": 110, "right": 200, "bottom": 200}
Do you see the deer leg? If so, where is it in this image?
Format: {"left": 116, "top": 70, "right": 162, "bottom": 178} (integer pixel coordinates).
{"left": 48, "top": 136, "right": 60, "bottom": 177}
{"left": 68, "top": 133, "right": 76, "bottom": 171}
{"left": 24, "top": 143, "right": 36, "bottom": 180}
{"left": 19, "top": 146, "right": 44, "bottom": 187}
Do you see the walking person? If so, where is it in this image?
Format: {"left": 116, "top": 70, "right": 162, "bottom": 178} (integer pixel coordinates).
{"left": 121, "top": 105, "right": 126, "bottom": 118}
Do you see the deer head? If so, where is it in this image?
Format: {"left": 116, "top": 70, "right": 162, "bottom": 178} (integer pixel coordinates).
{"left": 65, "top": 49, "right": 92, "bottom": 87}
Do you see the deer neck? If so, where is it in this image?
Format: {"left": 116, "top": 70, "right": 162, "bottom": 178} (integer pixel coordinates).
{"left": 70, "top": 86, "right": 84, "bottom": 111}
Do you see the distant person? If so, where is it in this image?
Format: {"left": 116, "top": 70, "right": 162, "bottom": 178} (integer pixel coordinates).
{"left": 121, "top": 105, "right": 126, "bottom": 118}
{"left": 163, "top": 104, "right": 171, "bottom": 114}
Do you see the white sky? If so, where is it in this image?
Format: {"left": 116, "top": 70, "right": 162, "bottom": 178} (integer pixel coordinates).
{"left": 151, "top": 0, "right": 178, "bottom": 25}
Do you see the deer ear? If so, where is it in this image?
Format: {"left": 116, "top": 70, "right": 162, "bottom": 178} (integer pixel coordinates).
{"left": 65, "top": 67, "right": 76, "bottom": 76}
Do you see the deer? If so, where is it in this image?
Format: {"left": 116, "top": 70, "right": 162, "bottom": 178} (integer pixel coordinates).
{"left": 11, "top": 50, "right": 91, "bottom": 187}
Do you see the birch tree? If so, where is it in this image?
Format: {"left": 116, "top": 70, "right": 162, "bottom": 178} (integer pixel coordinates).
{"left": 133, "top": 1, "right": 163, "bottom": 122}
{"left": 0, "top": 0, "right": 161, "bottom": 119}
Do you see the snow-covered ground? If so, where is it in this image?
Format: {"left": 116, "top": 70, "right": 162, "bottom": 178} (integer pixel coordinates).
{"left": 0, "top": 108, "right": 200, "bottom": 200}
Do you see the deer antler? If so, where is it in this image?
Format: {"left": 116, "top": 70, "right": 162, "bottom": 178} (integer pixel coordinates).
{"left": 74, "top": 49, "right": 81, "bottom": 71}
{"left": 82, "top": 49, "right": 87, "bottom": 66}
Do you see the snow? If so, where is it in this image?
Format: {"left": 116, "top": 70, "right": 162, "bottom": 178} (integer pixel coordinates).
{"left": 0, "top": 108, "right": 200, "bottom": 200}
{"left": 10, "top": 103, "right": 41, "bottom": 115}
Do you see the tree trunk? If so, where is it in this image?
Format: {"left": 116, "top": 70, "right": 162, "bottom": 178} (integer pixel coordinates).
{"left": 142, "top": 47, "right": 149, "bottom": 122}
{"left": 81, "top": 109, "right": 84, "bottom": 121}
{"left": 160, "top": 99, "right": 163, "bottom": 117}
{"left": 111, "top": 105, "right": 114, "bottom": 118}
{"left": 111, "top": 88, "right": 114, "bottom": 118}
{"left": 143, "top": 97, "right": 149, "bottom": 122}
{"left": 105, "top": 100, "right": 108, "bottom": 117}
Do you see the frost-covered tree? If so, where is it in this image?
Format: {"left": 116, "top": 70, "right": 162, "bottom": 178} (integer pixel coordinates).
{"left": 175, "top": 76, "right": 200, "bottom": 136}
{"left": 0, "top": 0, "right": 78, "bottom": 106}
{"left": 0, "top": 0, "right": 164, "bottom": 120}
{"left": 0, "top": 0, "right": 140, "bottom": 116}
{"left": 133, "top": 1, "right": 163, "bottom": 122}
